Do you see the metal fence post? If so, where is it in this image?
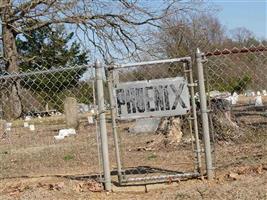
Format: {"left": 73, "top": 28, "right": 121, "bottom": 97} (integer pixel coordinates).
{"left": 187, "top": 60, "right": 202, "bottom": 174}
{"left": 196, "top": 48, "right": 214, "bottom": 180}
{"left": 107, "top": 65, "right": 123, "bottom": 184}
{"left": 95, "top": 60, "right": 112, "bottom": 191}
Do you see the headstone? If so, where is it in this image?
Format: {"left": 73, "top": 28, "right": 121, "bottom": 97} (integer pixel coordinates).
{"left": 262, "top": 90, "right": 267, "bottom": 96}
{"left": 45, "top": 103, "right": 49, "bottom": 112}
{"left": 129, "top": 118, "right": 161, "bottom": 134}
{"left": 231, "top": 92, "right": 239, "bottom": 105}
{"left": 5, "top": 122, "right": 12, "bottom": 131}
{"left": 58, "top": 128, "right": 76, "bottom": 137}
{"left": 78, "top": 103, "right": 89, "bottom": 113}
{"left": 255, "top": 95, "right": 263, "bottom": 107}
{"left": 64, "top": 97, "right": 78, "bottom": 129}
{"left": 87, "top": 116, "right": 94, "bottom": 124}
{"left": 54, "top": 135, "right": 65, "bottom": 140}
{"left": 244, "top": 90, "right": 253, "bottom": 97}
{"left": 90, "top": 109, "right": 95, "bottom": 114}
{"left": 25, "top": 116, "right": 31, "bottom": 121}
{"left": 23, "top": 122, "right": 29, "bottom": 128}
{"left": 209, "top": 90, "right": 222, "bottom": 98}
{"left": 54, "top": 128, "right": 76, "bottom": 140}
{"left": 29, "top": 124, "right": 35, "bottom": 131}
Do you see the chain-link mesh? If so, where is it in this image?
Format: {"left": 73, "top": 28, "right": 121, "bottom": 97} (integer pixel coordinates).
{"left": 0, "top": 65, "right": 95, "bottom": 118}
{"left": 0, "top": 65, "right": 102, "bottom": 180}
{"left": 2, "top": 45, "right": 265, "bottom": 185}
{"left": 204, "top": 45, "right": 267, "bottom": 175}
{"left": 108, "top": 58, "right": 202, "bottom": 185}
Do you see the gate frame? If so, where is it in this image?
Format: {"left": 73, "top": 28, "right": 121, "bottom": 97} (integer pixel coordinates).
{"left": 106, "top": 56, "right": 204, "bottom": 185}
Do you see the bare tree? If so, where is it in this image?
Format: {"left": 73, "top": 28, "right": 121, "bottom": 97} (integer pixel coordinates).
{"left": 0, "top": 0, "right": 176, "bottom": 119}
{"left": 150, "top": 13, "right": 226, "bottom": 58}
{"left": 138, "top": 12, "right": 227, "bottom": 146}
{"left": 230, "top": 27, "right": 259, "bottom": 47}
{"left": 231, "top": 27, "right": 253, "bottom": 43}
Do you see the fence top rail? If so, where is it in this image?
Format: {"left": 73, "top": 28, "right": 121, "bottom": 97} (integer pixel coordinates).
{"left": 0, "top": 64, "right": 94, "bottom": 80}
{"left": 112, "top": 57, "right": 191, "bottom": 69}
{"left": 205, "top": 45, "right": 267, "bottom": 57}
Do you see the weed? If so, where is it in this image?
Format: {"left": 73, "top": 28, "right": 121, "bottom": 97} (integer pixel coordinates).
{"left": 63, "top": 154, "right": 74, "bottom": 161}
{"left": 147, "top": 154, "right": 157, "bottom": 160}
{"left": 175, "top": 192, "right": 190, "bottom": 199}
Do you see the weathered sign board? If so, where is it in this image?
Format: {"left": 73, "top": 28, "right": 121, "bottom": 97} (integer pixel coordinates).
{"left": 114, "top": 77, "right": 190, "bottom": 120}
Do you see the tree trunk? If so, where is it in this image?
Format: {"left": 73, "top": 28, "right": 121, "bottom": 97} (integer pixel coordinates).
{"left": 209, "top": 99, "right": 242, "bottom": 141}
{"left": 1, "top": 0, "right": 23, "bottom": 119}
{"left": 137, "top": 117, "right": 186, "bottom": 151}
{"left": 155, "top": 117, "right": 183, "bottom": 144}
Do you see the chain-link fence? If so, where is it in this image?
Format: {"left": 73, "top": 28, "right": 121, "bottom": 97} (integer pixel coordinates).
{"left": 1, "top": 45, "right": 266, "bottom": 189}
{"left": 0, "top": 65, "right": 95, "bottom": 119}
{"left": 107, "top": 57, "right": 203, "bottom": 185}
{"left": 203, "top": 45, "right": 267, "bottom": 176}
{"left": 0, "top": 65, "right": 103, "bottom": 180}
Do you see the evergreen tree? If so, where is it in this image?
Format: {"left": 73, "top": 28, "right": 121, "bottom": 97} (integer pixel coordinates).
{"left": 16, "top": 23, "right": 90, "bottom": 112}
{"left": 17, "top": 24, "right": 88, "bottom": 71}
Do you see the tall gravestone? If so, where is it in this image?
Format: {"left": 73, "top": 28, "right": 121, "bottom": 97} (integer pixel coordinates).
{"left": 64, "top": 97, "right": 78, "bottom": 129}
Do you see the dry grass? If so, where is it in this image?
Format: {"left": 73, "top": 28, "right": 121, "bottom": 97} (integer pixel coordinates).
{"left": 0, "top": 115, "right": 266, "bottom": 199}
{"left": 237, "top": 95, "right": 267, "bottom": 105}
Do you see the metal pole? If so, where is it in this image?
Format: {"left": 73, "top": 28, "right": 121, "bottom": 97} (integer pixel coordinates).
{"left": 119, "top": 57, "right": 191, "bottom": 68}
{"left": 107, "top": 66, "right": 123, "bottom": 184}
{"left": 182, "top": 63, "right": 195, "bottom": 171}
{"left": 187, "top": 61, "right": 202, "bottom": 174}
{"left": 95, "top": 60, "right": 112, "bottom": 191}
{"left": 196, "top": 48, "right": 214, "bottom": 180}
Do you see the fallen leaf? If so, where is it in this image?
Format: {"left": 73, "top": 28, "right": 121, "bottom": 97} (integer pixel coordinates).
{"left": 236, "top": 165, "right": 264, "bottom": 175}
{"left": 74, "top": 180, "right": 103, "bottom": 192}
{"left": 9, "top": 190, "right": 20, "bottom": 197}
{"left": 86, "top": 180, "right": 103, "bottom": 192}
{"left": 167, "top": 177, "right": 173, "bottom": 184}
{"left": 4, "top": 183, "right": 30, "bottom": 197}
{"left": 256, "top": 165, "right": 263, "bottom": 174}
{"left": 228, "top": 172, "right": 239, "bottom": 180}
{"left": 48, "top": 182, "right": 65, "bottom": 191}
{"left": 37, "top": 182, "right": 48, "bottom": 188}
{"left": 74, "top": 183, "right": 84, "bottom": 192}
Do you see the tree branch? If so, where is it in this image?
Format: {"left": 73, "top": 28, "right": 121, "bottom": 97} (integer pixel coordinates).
{"left": 10, "top": 0, "right": 57, "bottom": 22}
{"left": 12, "top": 0, "right": 54, "bottom": 16}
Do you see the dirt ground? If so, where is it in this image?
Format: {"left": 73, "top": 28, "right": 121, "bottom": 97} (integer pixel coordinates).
{"left": 0, "top": 117, "right": 266, "bottom": 200}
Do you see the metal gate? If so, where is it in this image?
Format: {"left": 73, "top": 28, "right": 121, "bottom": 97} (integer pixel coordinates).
{"left": 106, "top": 57, "right": 203, "bottom": 185}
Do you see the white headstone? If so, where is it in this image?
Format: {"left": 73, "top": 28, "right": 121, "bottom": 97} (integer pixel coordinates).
{"left": 23, "top": 122, "right": 29, "bottom": 128}
{"left": 54, "top": 128, "right": 76, "bottom": 140}
{"left": 58, "top": 128, "right": 76, "bottom": 137}
{"left": 5, "top": 122, "right": 12, "bottom": 131}
{"left": 54, "top": 135, "right": 65, "bottom": 140}
{"left": 25, "top": 116, "right": 31, "bottom": 121}
{"left": 231, "top": 92, "right": 239, "bottom": 105}
{"left": 29, "top": 124, "right": 35, "bottom": 131}
{"left": 87, "top": 116, "right": 94, "bottom": 124}
{"left": 129, "top": 118, "right": 161, "bottom": 134}
{"left": 255, "top": 95, "right": 263, "bottom": 107}
{"left": 262, "top": 90, "right": 267, "bottom": 96}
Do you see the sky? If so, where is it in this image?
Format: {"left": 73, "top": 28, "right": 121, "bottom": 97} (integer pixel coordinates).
{"left": 214, "top": 0, "right": 267, "bottom": 39}
{"left": 1, "top": 0, "right": 267, "bottom": 59}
